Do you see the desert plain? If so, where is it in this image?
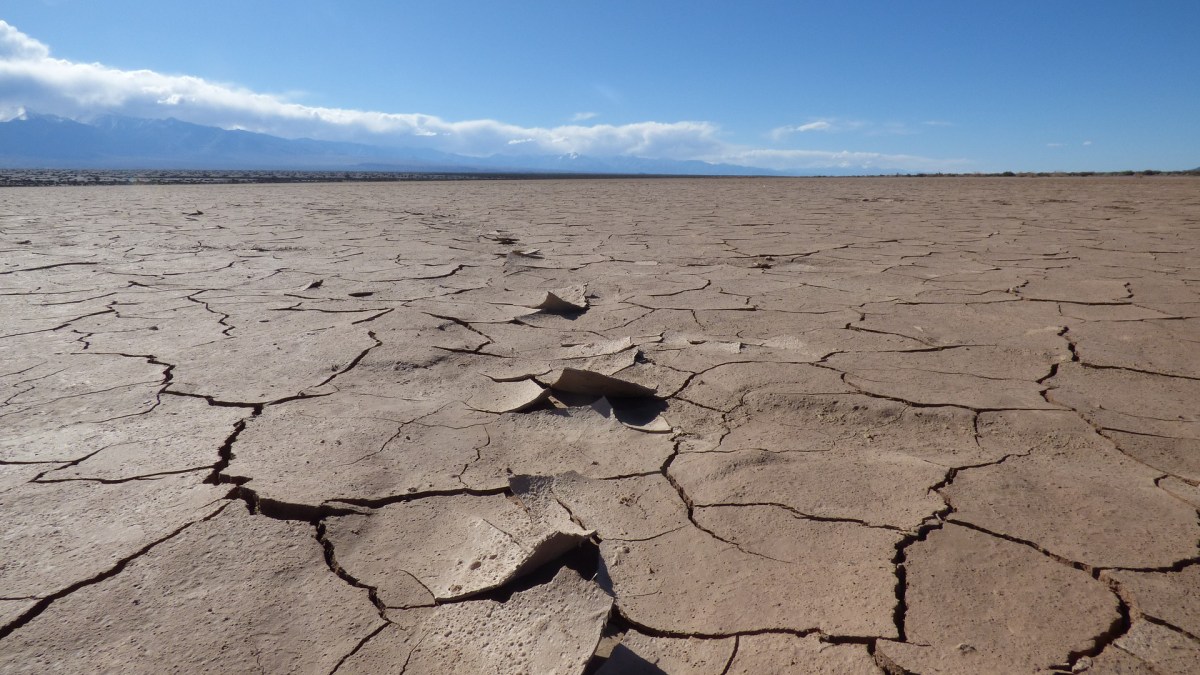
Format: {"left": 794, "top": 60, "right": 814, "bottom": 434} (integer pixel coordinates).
{"left": 1, "top": 176, "right": 1198, "bottom": 674}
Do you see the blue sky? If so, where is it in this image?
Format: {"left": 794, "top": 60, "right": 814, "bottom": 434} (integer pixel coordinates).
{"left": 2, "top": 2, "right": 1198, "bottom": 172}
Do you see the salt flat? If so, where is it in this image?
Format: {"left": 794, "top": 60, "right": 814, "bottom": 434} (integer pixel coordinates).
{"left": 1, "top": 177, "right": 1198, "bottom": 673}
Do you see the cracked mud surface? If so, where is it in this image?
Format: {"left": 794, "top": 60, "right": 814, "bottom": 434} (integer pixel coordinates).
{"left": 1, "top": 177, "right": 1198, "bottom": 673}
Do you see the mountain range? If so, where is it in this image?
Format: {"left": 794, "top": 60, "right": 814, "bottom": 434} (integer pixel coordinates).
{"left": 0, "top": 112, "right": 790, "bottom": 176}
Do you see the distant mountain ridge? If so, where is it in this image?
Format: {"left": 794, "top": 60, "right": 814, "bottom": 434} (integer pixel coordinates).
{"left": 0, "top": 112, "right": 785, "bottom": 175}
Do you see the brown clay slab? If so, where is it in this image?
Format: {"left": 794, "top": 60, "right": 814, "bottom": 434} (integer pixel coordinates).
{"left": 0, "top": 505, "right": 383, "bottom": 673}
{"left": 39, "top": 395, "right": 246, "bottom": 480}
{"left": 876, "top": 523, "right": 1121, "bottom": 674}
{"left": 0, "top": 474, "right": 225, "bottom": 600}
{"left": 726, "top": 633, "right": 879, "bottom": 674}
{"left": 1102, "top": 431, "right": 1200, "bottom": 482}
{"left": 1111, "top": 620, "right": 1200, "bottom": 675}
{"left": 596, "top": 631, "right": 735, "bottom": 674}
{"left": 338, "top": 566, "right": 611, "bottom": 675}
{"left": 1020, "top": 278, "right": 1131, "bottom": 303}
{"left": 678, "top": 361, "right": 853, "bottom": 412}
{"left": 0, "top": 463, "right": 56, "bottom": 494}
{"left": 167, "top": 321, "right": 380, "bottom": 403}
{"left": 671, "top": 447, "right": 945, "bottom": 529}
{"left": 1104, "top": 566, "right": 1200, "bottom": 638}
{"left": 324, "top": 491, "right": 588, "bottom": 605}
{"left": 601, "top": 504, "right": 901, "bottom": 637}
{"left": 1156, "top": 475, "right": 1200, "bottom": 508}
{"left": 719, "top": 391, "right": 995, "bottom": 467}
{"left": 1071, "top": 319, "right": 1200, "bottom": 378}
{"left": 229, "top": 393, "right": 483, "bottom": 506}
{"left": 1049, "top": 362, "right": 1200, "bottom": 427}
{"left": 459, "top": 403, "right": 675, "bottom": 490}
{"left": 855, "top": 298, "right": 1068, "bottom": 353}
{"left": 945, "top": 411, "right": 1200, "bottom": 568}
{"left": 519, "top": 472, "right": 689, "bottom": 541}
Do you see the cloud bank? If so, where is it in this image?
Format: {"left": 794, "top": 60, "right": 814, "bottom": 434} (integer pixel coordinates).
{"left": 0, "top": 21, "right": 959, "bottom": 171}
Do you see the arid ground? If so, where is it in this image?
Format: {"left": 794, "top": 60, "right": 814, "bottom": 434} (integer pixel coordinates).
{"left": 1, "top": 177, "right": 1198, "bottom": 674}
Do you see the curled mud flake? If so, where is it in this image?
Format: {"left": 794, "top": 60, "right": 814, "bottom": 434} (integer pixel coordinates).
{"left": 465, "top": 377, "right": 548, "bottom": 414}
{"left": 533, "top": 285, "right": 589, "bottom": 313}
{"left": 540, "top": 367, "right": 657, "bottom": 398}
{"left": 325, "top": 490, "right": 590, "bottom": 605}
{"left": 338, "top": 566, "right": 611, "bottom": 675}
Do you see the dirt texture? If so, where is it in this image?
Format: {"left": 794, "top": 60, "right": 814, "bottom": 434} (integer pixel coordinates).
{"left": 1, "top": 177, "right": 1198, "bottom": 673}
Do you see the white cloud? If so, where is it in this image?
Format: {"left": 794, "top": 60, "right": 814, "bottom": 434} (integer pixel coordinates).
{"left": 0, "top": 21, "right": 49, "bottom": 60}
{"left": 0, "top": 21, "right": 961, "bottom": 172}
{"left": 794, "top": 120, "right": 833, "bottom": 132}
{"left": 1082, "top": 140, "right": 1093, "bottom": 146}
{"left": 570, "top": 111, "right": 598, "bottom": 122}
{"left": 771, "top": 119, "right": 841, "bottom": 139}
{"left": 769, "top": 118, "right": 919, "bottom": 140}
{"left": 1047, "top": 142, "right": 1066, "bottom": 148}
{"left": 713, "top": 148, "right": 964, "bottom": 172}
{"left": 0, "top": 21, "right": 721, "bottom": 157}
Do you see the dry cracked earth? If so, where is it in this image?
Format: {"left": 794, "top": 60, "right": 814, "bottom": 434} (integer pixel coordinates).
{"left": 1, "top": 177, "right": 1198, "bottom": 674}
